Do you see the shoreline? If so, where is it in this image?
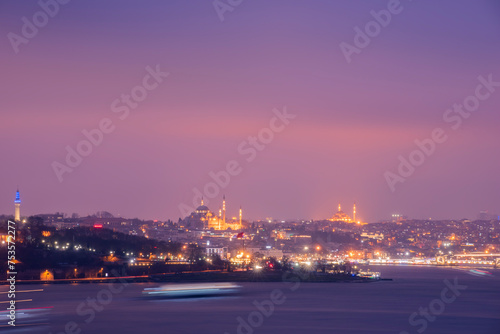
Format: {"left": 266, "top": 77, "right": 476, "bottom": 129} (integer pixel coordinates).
{"left": 1, "top": 271, "right": 390, "bottom": 285}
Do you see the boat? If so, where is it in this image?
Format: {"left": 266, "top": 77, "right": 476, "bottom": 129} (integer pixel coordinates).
{"left": 143, "top": 283, "right": 241, "bottom": 298}
{"left": 357, "top": 271, "right": 381, "bottom": 279}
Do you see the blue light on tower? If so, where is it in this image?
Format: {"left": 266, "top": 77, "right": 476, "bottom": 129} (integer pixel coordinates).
{"left": 14, "top": 189, "right": 21, "bottom": 222}
{"left": 15, "top": 189, "right": 21, "bottom": 204}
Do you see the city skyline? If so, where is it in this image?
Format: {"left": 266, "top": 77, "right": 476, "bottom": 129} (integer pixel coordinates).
{"left": 1, "top": 2, "right": 500, "bottom": 333}
{"left": 3, "top": 187, "right": 498, "bottom": 223}
{"left": 1, "top": 0, "right": 500, "bottom": 222}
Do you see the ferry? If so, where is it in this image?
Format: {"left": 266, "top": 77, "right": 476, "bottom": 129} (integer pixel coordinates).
{"left": 356, "top": 271, "right": 381, "bottom": 279}
{"left": 143, "top": 283, "right": 241, "bottom": 298}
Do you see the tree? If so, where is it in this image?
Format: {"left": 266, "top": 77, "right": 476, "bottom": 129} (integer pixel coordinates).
{"left": 25, "top": 216, "right": 45, "bottom": 242}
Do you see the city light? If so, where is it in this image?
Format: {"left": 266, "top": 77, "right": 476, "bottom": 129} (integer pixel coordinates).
{"left": 2, "top": 4, "right": 499, "bottom": 332}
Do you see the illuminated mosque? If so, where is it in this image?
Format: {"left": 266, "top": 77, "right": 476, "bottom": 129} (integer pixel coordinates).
{"left": 330, "top": 203, "right": 365, "bottom": 224}
{"left": 183, "top": 196, "right": 243, "bottom": 230}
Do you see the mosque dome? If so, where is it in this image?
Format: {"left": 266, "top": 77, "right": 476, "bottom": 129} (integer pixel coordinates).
{"left": 196, "top": 205, "right": 210, "bottom": 212}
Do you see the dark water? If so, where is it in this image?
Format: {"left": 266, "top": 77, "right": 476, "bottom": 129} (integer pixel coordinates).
{"left": 2, "top": 265, "right": 499, "bottom": 333}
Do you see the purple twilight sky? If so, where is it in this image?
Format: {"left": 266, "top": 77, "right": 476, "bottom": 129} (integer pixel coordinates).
{"left": 1, "top": 0, "right": 499, "bottom": 222}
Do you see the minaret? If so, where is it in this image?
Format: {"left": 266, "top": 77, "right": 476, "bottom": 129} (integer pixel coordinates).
{"left": 353, "top": 203, "right": 356, "bottom": 222}
{"left": 338, "top": 203, "right": 341, "bottom": 212}
{"left": 219, "top": 208, "right": 222, "bottom": 230}
{"left": 14, "top": 189, "right": 21, "bottom": 222}
{"left": 201, "top": 197, "right": 204, "bottom": 206}
{"left": 222, "top": 195, "right": 226, "bottom": 225}
{"left": 239, "top": 206, "right": 242, "bottom": 229}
